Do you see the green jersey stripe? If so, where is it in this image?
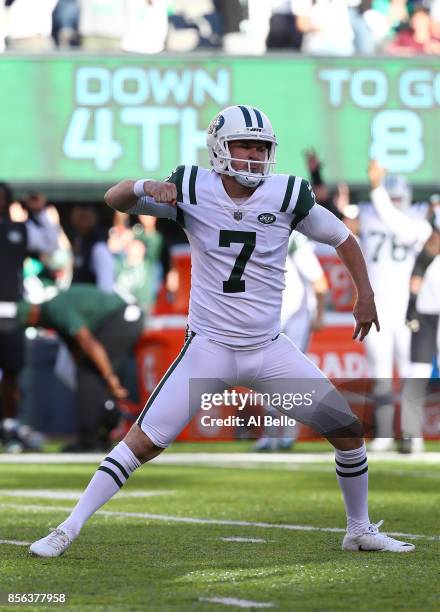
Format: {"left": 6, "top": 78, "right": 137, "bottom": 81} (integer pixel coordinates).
{"left": 166, "top": 165, "right": 185, "bottom": 202}
{"left": 189, "top": 165, "right": 198, "bottom": 205}
{"left": 280, "top": 176, "right": 295, "bottom": 212}
{"left": 286, "top": 176, "right": 302, "bottom": 215}
{"left": 137, "top": 333, "right": 195, "bottom": 427}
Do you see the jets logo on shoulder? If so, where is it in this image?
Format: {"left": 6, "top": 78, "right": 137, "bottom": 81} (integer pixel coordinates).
{"left": 258, "top": 213, "right": 276, "bottom": 225}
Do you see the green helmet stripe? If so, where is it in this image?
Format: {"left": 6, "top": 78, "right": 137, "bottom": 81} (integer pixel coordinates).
{"left": 238, "top": 105, "right": 253, "bottom": 127}
{"left": 252, "top": 108, "right": 263, "bottom": 128}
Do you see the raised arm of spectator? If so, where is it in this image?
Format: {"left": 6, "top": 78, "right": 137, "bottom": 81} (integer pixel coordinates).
{"left": 90, "top": 242, "right": 116, "bottom": 293}
{"left": 368, "top": 160, "right": 432, "bottom": 245}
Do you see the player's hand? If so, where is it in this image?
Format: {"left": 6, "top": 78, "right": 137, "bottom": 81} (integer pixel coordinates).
{"left": 144, "top": 181, "right": 177, "bottom": 206}
{"left": 352, "top": 294, "right": 380, "bottom": 342}
{"left": 368, "top": 160, "right": 386, "bottom": 190}
{"left": 105, "top": 373, "right": 128, "bottom": 399}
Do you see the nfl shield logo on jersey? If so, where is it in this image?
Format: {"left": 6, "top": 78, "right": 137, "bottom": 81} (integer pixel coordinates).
{"left": 258, "top": 213, "right": 276, "bottom": 225}
{"left": 234, "top": 210, "right": 243, "bottom": 221}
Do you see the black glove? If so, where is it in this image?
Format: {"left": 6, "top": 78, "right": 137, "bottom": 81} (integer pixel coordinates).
{"left": 406, "top": 293, "right": 420, "bottom": 332}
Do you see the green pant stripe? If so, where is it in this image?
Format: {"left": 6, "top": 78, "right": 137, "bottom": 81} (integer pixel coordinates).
{"left": 280, "top": 176, "right": 295, "bottom": 212}
{"left": 189, "top": 166, "right": 198, "bottom": 205}
{"left": 137, "top": 334, "right": 195, "bottom": 427}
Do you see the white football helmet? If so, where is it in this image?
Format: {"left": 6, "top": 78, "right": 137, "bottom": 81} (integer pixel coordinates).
{"left": 383, "top": 174, "right": 412, "bottom": 210}
{"left": 206, "top": 105, "right": 277, "bottom": 188}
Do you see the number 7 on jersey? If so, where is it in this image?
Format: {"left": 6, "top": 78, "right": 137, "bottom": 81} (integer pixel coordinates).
{"left": 219, "top": 230, "right": 256, "bottom": 293}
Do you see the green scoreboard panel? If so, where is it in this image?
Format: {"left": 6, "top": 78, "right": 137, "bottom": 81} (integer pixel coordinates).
{"left": 1, "top": 55, "right": 439, "bottom": 186}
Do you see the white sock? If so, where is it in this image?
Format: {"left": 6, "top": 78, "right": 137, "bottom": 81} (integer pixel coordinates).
{"left": 58, "top": 442, "right": 141, "bottom": 539}
{"left": 335, "top": 443, "right": 370, "bottom": 535}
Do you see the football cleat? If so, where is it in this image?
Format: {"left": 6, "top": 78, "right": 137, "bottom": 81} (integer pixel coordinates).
{"left": 29, "top": 528, "right": 73, "bottom": 558}
{"left": 342, "top": 520, "right": 415, "bottom": 553}
{"left": 398, "top": 437, "right": 425, "bottom": 454}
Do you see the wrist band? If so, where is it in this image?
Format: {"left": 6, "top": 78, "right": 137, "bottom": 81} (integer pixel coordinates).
{"left": 133, "top": 179, "right": 147, "bottom": 198}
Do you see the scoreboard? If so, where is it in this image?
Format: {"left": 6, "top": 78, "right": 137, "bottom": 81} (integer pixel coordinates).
{"left": 1, "top": 55, "right": 439, "bottom": 186}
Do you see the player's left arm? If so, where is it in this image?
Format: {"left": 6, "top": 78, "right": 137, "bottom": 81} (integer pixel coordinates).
{"left": 336, "top": 234, "right": 380, "bottom": 341}
{"left": 296, "top": 201, "right": 379, "bottom": 341}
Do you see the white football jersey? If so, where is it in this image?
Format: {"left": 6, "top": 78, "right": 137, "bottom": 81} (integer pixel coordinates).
{"left": 359, "top": 201, "right": 431, "bottom": 320}
{"left": 167, "top": 165, "right": 316, "bottom": 348}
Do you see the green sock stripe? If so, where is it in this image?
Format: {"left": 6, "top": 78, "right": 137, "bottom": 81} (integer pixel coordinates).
{"left": 336, "top": 466, "right": 368, "bottom": 478}
{"left": 97, "top": 466, "right": 123, "bottom": 488}
{"left": 137, "top": 334, "right": 195, "bottom": 427}
{"left": 280, "top": 176, "right": 295, "bottom": 212}
{"left": 104, "top": 457, "right": 129, "bottom": 479}
{"left": 189, "top": 166, "right": 198, "bottom": 205}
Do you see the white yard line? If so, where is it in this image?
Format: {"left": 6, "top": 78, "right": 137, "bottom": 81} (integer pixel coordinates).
{"left": 0, "top": 539, "right": 30, "bottom": 546}
{"left": 220, "top": 537, "right": 266, "bottom": 543}
{"left": 0, "top": 503, "right": 437, "bottom": 541}
{"left": 199, "top": 597, "right": 274, "bottom": 608}
{"left": 0, "top": 490, "right": 174, "bottom": 501}
{"left": 0, "top": 452, "right": 438, "bottom": 465}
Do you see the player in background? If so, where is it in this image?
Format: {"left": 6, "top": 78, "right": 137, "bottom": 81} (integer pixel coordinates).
{"left": 401, "top": 199, "right": 440, "bottom": 453}
{"left": 29, "top": 105, "right": 415, "bottom": 557}
{"left": 350, "top": 162, "right": 432, "bottom": 451}
{"left": 255, "top": 232, "right": 328, "bottom": 451}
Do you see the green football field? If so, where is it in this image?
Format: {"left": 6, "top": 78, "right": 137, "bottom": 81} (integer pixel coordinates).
{"left": 0, "top": 443, "right": 439, "bottom": 612}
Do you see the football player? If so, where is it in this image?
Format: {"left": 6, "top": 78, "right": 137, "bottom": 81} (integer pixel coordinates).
{"left": 29, "top": 105, "right": 415, "bottom": 556}
{"left": 401, "top": 202, "right": 440, "bottom": 452}
{"left": 357, "top": 161, "right": 432, "bottom": 451}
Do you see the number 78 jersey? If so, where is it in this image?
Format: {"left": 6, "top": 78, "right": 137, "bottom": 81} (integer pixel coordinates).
{"left": 168, "top": 165, "right": 315, "bottom": 348}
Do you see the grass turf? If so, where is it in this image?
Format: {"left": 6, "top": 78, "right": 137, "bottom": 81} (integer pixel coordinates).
{"left": 0, "top": 457, "right": 439, "bottom": 611}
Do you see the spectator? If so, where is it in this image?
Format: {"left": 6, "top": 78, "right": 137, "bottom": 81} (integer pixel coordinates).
{"left": 109, "top": 212, "right": 170, "bottom": 313}
{"left": 0, "top": 183, "right": 58, "bottom": 452}
{"left": 363, "top": 0, "right": 409, "bottom": 49}
{"left": 79, "top": 0, "right": 126, "bottom": 50}
{"left": 266, "top": 0, "right": 304, "bottom": 50}
{"left": 294, "top": 0, "right": 356, "bottom": 55}
{"left": 70, "top": 205, "right": 115, "bottom": 292}
{"left": 387, "top": 5, "right": 440, "bottom": 54}
{"left": 52, "top": 0, "right": 80, "bottom": 48}
{"left": 121, "top": 0, "right": 168, "bottom": 54}
{"left": 348, "top": 0, "right": 375, "bottom": 53}
{"left": 4, "top": 0, "right": 58, "bottom": 50}
{"left": 17, "top": 284, "right": 144, "bottom": 452}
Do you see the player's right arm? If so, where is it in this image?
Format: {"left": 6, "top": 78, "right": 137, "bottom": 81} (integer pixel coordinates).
{"left": 104, "top": 179, "right": 177, "bottom": 219}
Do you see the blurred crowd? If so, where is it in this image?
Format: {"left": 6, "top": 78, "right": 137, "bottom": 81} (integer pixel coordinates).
{"left": 1, "top": 0, "right": 440, "bottom": 55}
{"left": 0, "top": 182, "right": 179, "bottom": 453}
